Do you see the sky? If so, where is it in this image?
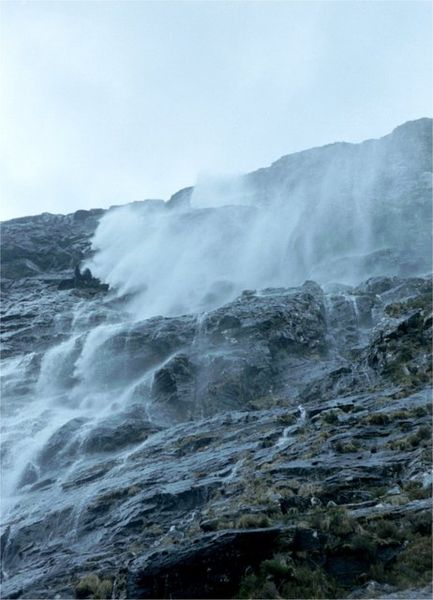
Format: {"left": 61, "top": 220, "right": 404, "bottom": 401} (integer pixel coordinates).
{"left": 0, "top": 0, "right": 432, "bottom": 221}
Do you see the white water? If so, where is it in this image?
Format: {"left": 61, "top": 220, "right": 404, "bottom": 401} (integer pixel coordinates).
{"left": 86, "top": 162, "right": 389, "bottom": 321}
{"left": 276, "top": 404, "right": 307, "bottom": 449}
{"left": 1, "top": 313, "right": 132, "bottom": 510}
{"left": 2, "top": 131, "right": 428, "bottom": 521}
{"left": 0, "top": 175, "right": 379, "bottom": 515}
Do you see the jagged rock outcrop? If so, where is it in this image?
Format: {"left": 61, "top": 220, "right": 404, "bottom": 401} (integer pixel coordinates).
{"left": 0, "top": 200, "right": 164, "bottom": 281}
{"left": 0, "top": 209, "right": 104, "bottom": 279}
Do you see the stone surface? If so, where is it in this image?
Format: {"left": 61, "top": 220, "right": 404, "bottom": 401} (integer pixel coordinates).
{"left": 0, "top": 119, "right": 431, "bottom": 599}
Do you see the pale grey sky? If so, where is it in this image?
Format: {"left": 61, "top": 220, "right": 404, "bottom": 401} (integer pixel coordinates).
{"left": 1, "top": 0, "right": 432, "bottom": 220}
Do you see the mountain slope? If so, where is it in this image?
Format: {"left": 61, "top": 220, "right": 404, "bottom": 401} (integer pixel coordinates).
{"left": 0, "top": 120, "right": 432, "bottom": 600}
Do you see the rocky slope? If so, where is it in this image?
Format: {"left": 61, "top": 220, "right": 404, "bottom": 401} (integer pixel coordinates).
{"left": 0, "top": 119, "right": 432, "bottom": 599}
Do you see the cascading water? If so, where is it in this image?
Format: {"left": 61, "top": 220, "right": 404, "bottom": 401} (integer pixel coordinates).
{"left": 1, "top": 119, "right": 431, "bottom": 551}
{"left": 86, "top": 192, "right": 365, "bottom": 321}
{"left": 2, "top": 299, "right": 137, "bottom": 515}
{"left": 86, "top": 124, "right": 432, "bottom": 322}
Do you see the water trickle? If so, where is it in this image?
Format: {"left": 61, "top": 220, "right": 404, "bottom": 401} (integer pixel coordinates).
{"left": 275, "top": 426, "right": 292, "bottom": 449}
{"left": 298, "top": 404, "right": 307, "bottom": 422}
{"left": 276, "top": 405, "right": 307, "bottom": 449}
{"left": 37, "top": 334, "right": 83, "bottom": 398}
{"left": 348, "top": 295, "right": 360, "bottom": 325}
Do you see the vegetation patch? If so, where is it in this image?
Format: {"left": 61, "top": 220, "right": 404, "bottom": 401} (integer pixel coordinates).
{"left": 321, "top": 409, "right": 342, "bottom": 425}
{"left": 333, "top": 440, "right": 360, "bottom": 453}
{"left": 236, "top": 513, "right": 272, "bottom": 529}
{"left": 238, "top": 557, "right": 341, "bottom": 599}
{"left": 384, "top": 293, "right": 432, "bottom": 318}
{"left": 235, "top": 502, "right": 432, "bottom": 599}
{"left": 75, "top": 574, "right": 112, "bottom": 599}
{"left": 362, "top": 412, "right": 390, "bottom": 426}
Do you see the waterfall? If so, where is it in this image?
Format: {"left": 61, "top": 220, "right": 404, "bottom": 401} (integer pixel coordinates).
{"left": 2, "top": 120, "right": 431, "bottom": 532}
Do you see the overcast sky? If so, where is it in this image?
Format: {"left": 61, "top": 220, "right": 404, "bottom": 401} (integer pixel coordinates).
{"left": 1, "top": 0, "right": 432, "bottom": 220}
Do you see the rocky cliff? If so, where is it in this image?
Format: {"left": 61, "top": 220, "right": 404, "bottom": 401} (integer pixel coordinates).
{"left": 0, "top": 119, "right": 432, "bottom": 599}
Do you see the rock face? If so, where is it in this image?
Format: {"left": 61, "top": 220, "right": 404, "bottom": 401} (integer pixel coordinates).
{"left": 0, "top": 209, "right": 104, "bottom": 279}
{"left": 1, "top": 200, "right": 165, "bottom": 281}
{"left": 1, "top": 120, "right": 432, "bottom": 599}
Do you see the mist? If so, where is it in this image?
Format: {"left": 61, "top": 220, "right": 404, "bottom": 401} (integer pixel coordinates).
{"left": 87, "top": 120, "right": 431, "bottom": 320}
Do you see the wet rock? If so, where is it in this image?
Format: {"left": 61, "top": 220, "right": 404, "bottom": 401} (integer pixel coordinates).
{"left": 127, "top": 528, "right": 282, "bottom": 599}
{"left": 37, "top": 417, "right": 88, "bottom": 471}
{"left": 1, "top": 204, "right": 157, "bottom": 281}
{"left": 1, "top": 211, "right": 101, "bottom": 279}
{"left": 83, "top": 315, "right": 196, "bottom": 386}
{"left": 57, "top": 266, "right": 109, "bottom": 293}
{"left": 348, "top": 581, "right": 433, "bottom": 599}
{"left": 1, "top": 119, "right": 432, "bottom": 600}
{"left": 17, "top": 463, "right": 39, "bottom": 488}
{"left": 366, "top": 305, "right": 432, "bottom": 387}
{"left": 82, "top": 409, "right": 160, "bottom": 453}
{"left": 378, "top": 582, "right": 433, "bottom": 599}
{"left": 204, "top": 286, "right": 327, "bottom": 356}
{"left": 151, "top": 354, "right": 197, "bottom": 422}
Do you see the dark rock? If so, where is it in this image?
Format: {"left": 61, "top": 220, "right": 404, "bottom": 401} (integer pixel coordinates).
{"left": 326, "top": 553, "right": 370, "bottom": 584}
{"left": 57, "top": 264, "right": 109, "bottom": 292}
{"left": 167, "top": 187, "right": 193, "bottom": 210}
{"left": 127, "top": 528, "right": 282, "bottom": 599}
{"left": 82, "top": 409, "right": 160, "bottom": 453}
{"left": 17, "top": 463, "right": 39, "bottom": 488}
{"left": 37, "top": 417, "right": 88, "bottom": 471}
{"left": 292, "top": 528, "right": 327, "bottom": 552}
